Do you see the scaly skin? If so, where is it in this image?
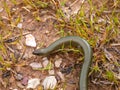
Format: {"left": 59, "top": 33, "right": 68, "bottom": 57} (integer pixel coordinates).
{"left": 33, "top": 36, "right": 92, "bottom": 90}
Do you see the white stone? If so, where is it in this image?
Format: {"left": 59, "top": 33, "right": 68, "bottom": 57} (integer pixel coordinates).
{"left": 13, "top": 89, "right": 18, "bottom": 90}
{"left": 27, "top": 78, "right": 40, "bottom": 89}
{"left": 0, "top": 8, "right": 3, "bottom": 12}
{"left": 42, "top": 76, "right": 57, "bottom": 89}
{"left": 55, "top": 58, "right": 62, "bottom": 68}
{"left": 16, "top": 43, "right": 22, "bottom": 50}
{"left": 30, "top": 62, "right": 42, "bottom": 69}
{"left": 48, "top": 70, "right": 55, "bottom": 75}
{"left": 43, "top": 59, "right": 49, "bottom": 68}
{"left": 25, "top": 34, "right": 36, "bottom": 47}
{"left": 17, "top": 23, "right": 22, "bottom": 29}
{"left": 42, "top": 57, "right": 49, "bottom": 61}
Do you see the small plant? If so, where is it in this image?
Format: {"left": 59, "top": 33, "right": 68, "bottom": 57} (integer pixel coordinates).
{"left": 105, "top": 71, "right": 118, "bottom": 84}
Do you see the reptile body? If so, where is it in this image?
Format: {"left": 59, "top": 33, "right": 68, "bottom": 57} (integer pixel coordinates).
{"left": 33, "top": 36, "right": 92, "bottom": 90}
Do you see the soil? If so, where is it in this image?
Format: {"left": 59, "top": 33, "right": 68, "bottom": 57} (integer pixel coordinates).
{"left": 0, "top": 0, "right": 120, "bottom": 90}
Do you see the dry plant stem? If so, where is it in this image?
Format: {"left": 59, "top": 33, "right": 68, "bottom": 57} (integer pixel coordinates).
{"left": 4, "top": 32, "right": 30, "bottom": 43}
{"left": 69, "top": 0, "right": 81, "bottom": 7}
{"left": 102, "top": 10, "right": 120, "bottom": 13}
{"left": 51, "top": 0, "right": 60, "bottom": 9}
{"left": 111, "top": 43, "right": 120, "bottom": 46}
{"left": 5, "top": 45, "right": 15, "bottom": 53}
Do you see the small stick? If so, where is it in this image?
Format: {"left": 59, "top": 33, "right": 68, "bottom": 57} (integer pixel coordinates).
{"left": 111, "top": 43, "right": 120, "bottom": 46}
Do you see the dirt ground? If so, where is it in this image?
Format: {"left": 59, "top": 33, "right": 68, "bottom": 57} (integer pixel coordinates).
{"left": 0, "top": 0, "right": 120, "bottom": 90}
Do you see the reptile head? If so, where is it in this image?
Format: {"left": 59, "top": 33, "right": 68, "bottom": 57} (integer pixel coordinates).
{"left": 32, "top": 48, "right": 47, "bottom": 55}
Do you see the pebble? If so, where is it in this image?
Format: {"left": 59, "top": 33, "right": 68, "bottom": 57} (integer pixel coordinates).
{"left": 2, "top": 71, "right": 11, "bottom": 78}
{"left": 17, "top": 23, "right": 22, "bottom": 29}
{"left": 55, "top": 58, "right": 62, "bottom": 68}
{"left": 42, "top": 57, "right": 49, "bottom": 61}
{"left": 15, "top": 73, "right": 23, "bottom": 81}
{"left": 60, "top": 65, "right": 73, "bottom": 74}
{"left": 12, "top": 89, "right": 18, "bottom": 90}
{"left": 25, "top": 34, "right": 36, "bottom": 47}
{"left": 21, "top": 77, "right": 29, "bottom": 86}
{"left": 9, "top": 87, "right": 18, "bottom": 90}
{"left": 45, "top": 30, "right": 49, "bottom": 34}
{"left": 16, "top": 43, "right": 23, "bottom": 50}
{"left": 48, "top": 70, "right": 55, "bottom": 75}
{"left": 27, "top": 78, "right": 40, "bottom": 89}
{"left": 98, "top": 18, "right": 106, "bottom": 23}
{"left": 17, "top": 82, "right": 25, "bottom": 89}
{"left": 30, "top": 62, "right": 42, "bottom": 70}
{"left": 42, "top": 76, "right": 57, "bottom": 89}
{"left": 0, "top": 8, "right": 3, "bottom": 12}
{"left": 42, "top": 58, "right": 49, "bottom": 68}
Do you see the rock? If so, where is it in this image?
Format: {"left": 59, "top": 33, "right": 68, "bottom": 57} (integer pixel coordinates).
{"left": 27, "top": 78, "right": 40, "bottom": 89}
{"left": 45, "top": 30, "right": 49, "bottom": 34}
{"left": 16, "top": 43, "right": 23, "bottom": 50}
{"left": 55, "top": 58, "right": 62, "bottom": 68}
{"left": 21, "top": 76, "right": 29, "bottom": 86}
{"left": 42, "top": 57, "right": 49, "bottom": 61}
{"left": 17, "top": 23, "right": 22, "bottom": 29}
{"left": 60, "top": 65, "right": 73, "bottom": 74}
{"left": 25, "top": 34, "right": 36, "bottom": 47}
{"left": 12, "top": 89, "right": 18, "bottom": 90}
{"left": 42, "top": 76, "right": 57, "bottom": 89}
{"left": 2, "top": 71, "right": 11, "bottom": 78}
{"left": 42, "top": 57, "right": 49, "bottom": 68}
{"left": 0, "top": 7, "right": 3, "bottom": 12}
{"left": 15, "top": 73, "right": 23, "bottom": 81}
{"left": 30, "top": 62, "right": 42, "bottom": 70}
{"left": 9, "top": 87, "right": 18, "bottom": 90}
{"left": 17, "top": 82, "right": 25, "bottom": 89}
{"left": 48, "top": 70, "right": 55, "bottom": 75}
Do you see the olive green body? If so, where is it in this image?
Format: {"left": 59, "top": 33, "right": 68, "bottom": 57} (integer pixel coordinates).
{"left": 33, "top": 36, "right": 92, "bottom": 90}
